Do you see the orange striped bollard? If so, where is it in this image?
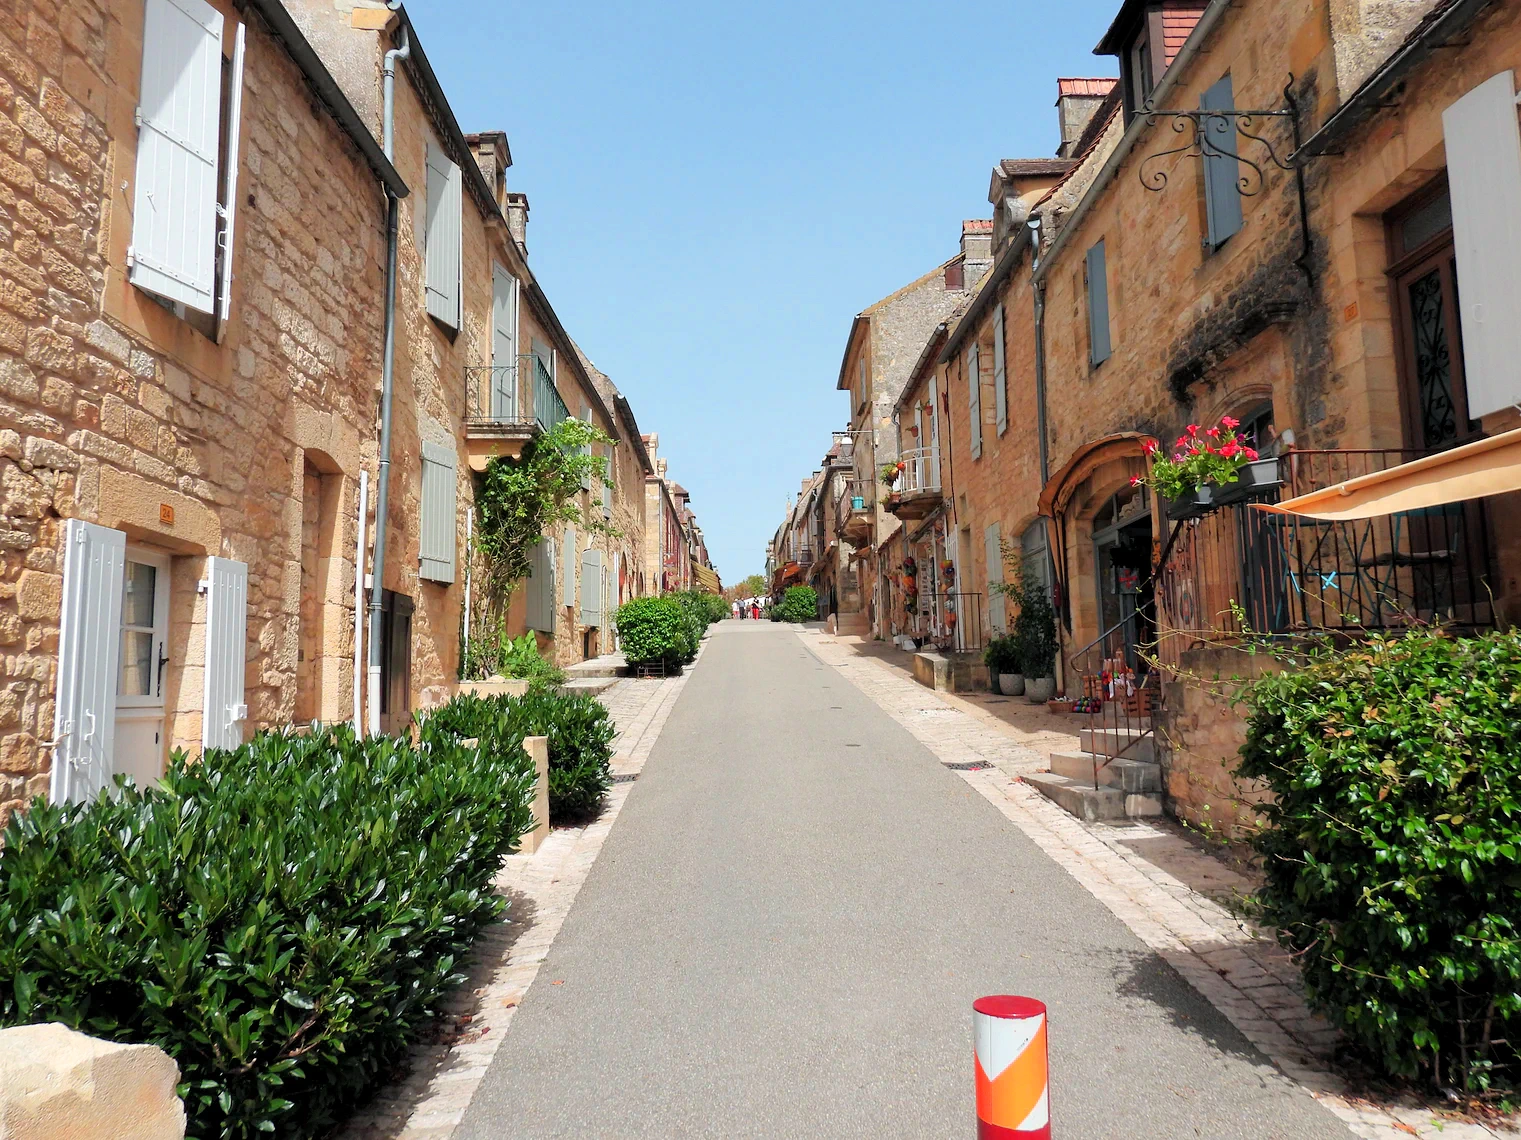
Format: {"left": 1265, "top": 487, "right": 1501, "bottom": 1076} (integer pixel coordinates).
{"left": 973, "top": 995, "right": 1051, "bottom": 1138}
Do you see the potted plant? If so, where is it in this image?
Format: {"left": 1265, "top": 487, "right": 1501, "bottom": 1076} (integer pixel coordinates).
{"left": 880, "top": 461, "right": 904, "bottom": 488}
{"left": 1134, "top": 416, "right": 1263, "bottom": 518}
{"left": 1014, "top": 576, "right": 1059, "bottom": 703}
{"left": 984, "top": 634, "right": 1024, "bottom": 696}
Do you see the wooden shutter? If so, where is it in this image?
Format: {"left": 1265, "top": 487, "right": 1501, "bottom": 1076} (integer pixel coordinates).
{"left": 425, "top": 139, "right": 462, "bottom": 329}
{"left": 967, "top": 343, "right": 982, "bottom": 459}
{"left": 419, "top": 442, "right": 457, "bottom": 583}
{"left": 579, "top": 407, "right": 593, "bottom": 490}
{"left": 985, "top": 523, "right": 1006, "bottom": 633}
{"left": 581, "top": 548, "right": 603, "bottom": 627}
{"left": 1087, "top": 240, "right": 1111, "bottom": 366}
{"left": 993, "top": 305, "right": 1008, "bottom": 435}
{"left": 562, "top": 524, "right": 577, "bottom": 607}
{"left": 1201, "top": 74, "right": 1244, "bottom": 250}
{"left": 491, "top": 266, "right": 518, "bottom": 417}
{"left": 129, "top": 0, "right": 223, "bottom": 314}
{"left": 525, "top": 537, "right": 554, "bottom": 633}
{"left": 202, "top": 556, "right": 248, "bottom": 751}
{"left": 51, "top": 521, "right": 126, "bottom": 804}
{"left": 601, "top": 444, "right": 613, "bottom": 517}
{"left": 1445, "top": 71, "right": 1521, "bottom": 419}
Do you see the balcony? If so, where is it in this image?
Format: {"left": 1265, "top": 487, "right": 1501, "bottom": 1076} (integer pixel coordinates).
{"left": 835, "top": 478, "right": 874, "bottom": 549}
{"left": 1155, "top": 448, "right": 1497, "bottom": 665}
{"left": 884, "top": 447, "right": 941, "bottom": 521}
{"left": 463, "top": 354, "right": 572, "bottom": 471}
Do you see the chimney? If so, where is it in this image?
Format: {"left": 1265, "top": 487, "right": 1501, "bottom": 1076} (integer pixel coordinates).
{"left": 961, "top": 220, "right": 994, "bottom": 285}
{"left": 464, "top": 130, "right": 511, "bottom": 209}
{"left": 643, "top": 433, "right": 659, "bottom": 465}
{"left": 505, "top": 192, "right": 529, "bottom": 256}
{"left": 1055, "top": 79, "right": 1117, "bottom": 157}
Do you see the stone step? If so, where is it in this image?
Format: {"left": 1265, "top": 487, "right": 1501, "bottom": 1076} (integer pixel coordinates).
{"left": 1049, "top": 750, "right": 1162, "bottom": 794}
{"left": 1025, "top": 771, "right": 1164, "bottom": 821}
{"left": 565, "top": 653, "right": 626, "bottom": 680}
{"left": 559, "top": 677, "right": 619, "bottom": 697}
{"left": 1078, "top": 727, "right": 1155, "bottom": 763}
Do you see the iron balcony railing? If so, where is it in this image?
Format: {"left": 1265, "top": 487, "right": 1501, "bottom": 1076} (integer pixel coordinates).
{"left": 834, "top": 478, "right": 873, "bottom": 533}
{"left": 465, "top": 354, "right": 570, "bottom": 433}
{"left": 1155, "top": 449, "right": 1497, "bottom": 667}
{"left": 898, "top": 446, "right": 940, "bottom": 494}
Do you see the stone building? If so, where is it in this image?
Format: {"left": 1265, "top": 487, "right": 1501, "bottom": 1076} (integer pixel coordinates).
{"left": 831, "top": 223, "right": 992, "bottom": 638}
{"left": 642, "top": 435, "right": 691, "bottom": 595}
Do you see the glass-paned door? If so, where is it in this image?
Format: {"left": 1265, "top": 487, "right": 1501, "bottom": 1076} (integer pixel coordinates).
{"left": 115, "top": 548, "right": 169, "bottom": 788}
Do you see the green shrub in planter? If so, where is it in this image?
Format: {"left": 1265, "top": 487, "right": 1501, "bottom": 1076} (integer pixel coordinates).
{"left": 0, "top": 724, "right": 534, "bottom": 1139}
{"left": 984, "top": 634, "right": 1021, "bottom": 675}
{"left": 1239, "top": 629, "right": 1521, "bottom": 1092}
{"left": 780, "top": 585, "right": 818, "bottom": 623}
{"left": 616, "top": 596, "right": 688, "bottom": 669}
{"left": 1012, "top": 580, "right": 1057, "bottom": 679}
{"left": 499, "top": 687, "right": 615, "bottom": 821}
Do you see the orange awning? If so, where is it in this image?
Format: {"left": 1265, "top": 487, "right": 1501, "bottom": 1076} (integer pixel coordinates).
{"left": 1254, "top": 429, "right": 1521, "bottom": 521}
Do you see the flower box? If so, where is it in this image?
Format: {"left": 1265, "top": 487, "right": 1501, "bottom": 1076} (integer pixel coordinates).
{"left": 1213, "top": 457, "right": 1282, "bottom": 505}
{"left": 1163, "top": 486, "right": 1214, "bottom": 521}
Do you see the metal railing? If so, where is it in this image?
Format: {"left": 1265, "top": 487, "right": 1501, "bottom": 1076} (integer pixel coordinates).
{"left": 928, "top": 591, "right": 984, "bottom": 652}
{"left": 1072, "top": 615, "right": 1161, "bottom": 790}
{"left": 898, "top": 446, "right": 940, "bottom": 494}
{"left": 835, "top": 478, "right": 873, "bottom": 535}
{"left": 465, "top": 354, "right": 569, "bottom": 433}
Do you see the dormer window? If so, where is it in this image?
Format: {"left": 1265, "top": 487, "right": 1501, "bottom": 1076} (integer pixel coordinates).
{"left": 1095, "top": 0, "right": 1209, "bottom": 124}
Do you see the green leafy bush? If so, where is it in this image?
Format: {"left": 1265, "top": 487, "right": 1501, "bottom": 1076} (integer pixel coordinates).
{"left": 616, "top": 596, "right": 689, "bottom": 669}
{"left": 1012, "top": 580, "right": 1057, "bottom": 679}
{"left": 984, "top": 634, "right": 1022, "bottom": 675}
{"left": 0, "top": 724, "right": 534, "bottom": 1139}
{"left": 1238, "top": 629, "right": 1521, "bottom": 1092}
{"left": 780, "top": 585, "right": 819, "bottom": 623}
{"left": 461, "top": 629, "right": 565, "bottom": 686}
{"left": 499, "top": 687, "right": 615, "bottom": 821}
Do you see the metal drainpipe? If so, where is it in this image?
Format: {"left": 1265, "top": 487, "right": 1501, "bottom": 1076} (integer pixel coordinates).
{"left": 367, "top": 17, "right": 409, "bottom": 735}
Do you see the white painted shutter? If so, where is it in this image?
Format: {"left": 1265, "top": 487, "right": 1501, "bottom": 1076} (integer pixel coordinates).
{"left": 419, "top": 442, "right": 457, "bottom": 584}
{"left": 1201, "top": 74, "right": 1244, "bottom": 250}
{"left": 580, "top": 548, "right": 602, "bottom": 627}
{"left": 913, "top": 403, "right": 924, "bottom": 482}
{"left": 216, "top": 21, "right": 245, "bottom": 323}
{"left": 424, "top": 139, "right": 462, "bottom": 329}
{"left": 601, "top": 444, "right": 613, "bottom": 517}
{"left": 985, "top": 523, "right": 1006, "bottom": 633}
{"left": 579, "top": 407, "right": 593, "bottom": 490}
{"left": 491, "top": 266, "right": 519, "bottom": 418}
{"left": 51, "top": 521, "right": 125, "bottom": 804}
{"left": 562, "top": 524, "right": 577, "bottom": 607}
{"left": 1445, "top": 71, "right": 1521, "bottom": 419}
{"left": 129, "top": 0, "right": 223, "bottom": 314}
{"left": 967, "top": 343, "right": 982, "bottom": 459}
{"left": 993, "top": 305, "right": 1008, "bottom": 435}
{"left": 202, "top": 556, "right": 248, "bottom": 751}
{"left": 525, "top": 537, "right": 554, "bottom": 634}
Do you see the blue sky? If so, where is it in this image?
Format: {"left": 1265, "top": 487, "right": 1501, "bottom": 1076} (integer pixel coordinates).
{"left": 406, "top": 0, "right": 1119, "bottom": 585}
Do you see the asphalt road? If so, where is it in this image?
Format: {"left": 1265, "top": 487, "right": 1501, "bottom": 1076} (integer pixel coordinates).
{"left": 456, "top": 620, "right": 1352, "bottom": 1139}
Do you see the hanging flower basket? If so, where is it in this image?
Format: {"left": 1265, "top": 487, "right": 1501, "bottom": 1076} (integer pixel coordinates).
{"left": 1134, "top": 417, "right": 1261, "bottom": 515}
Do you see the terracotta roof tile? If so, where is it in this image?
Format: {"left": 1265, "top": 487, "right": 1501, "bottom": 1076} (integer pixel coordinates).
{"left": 1056, "top": 77, "right": 1117, "bottom": 97}
{"left": 962, "top": 219, "right": 994, "bottom": 233}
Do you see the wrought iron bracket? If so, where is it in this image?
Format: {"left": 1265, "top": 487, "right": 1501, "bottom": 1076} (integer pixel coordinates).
{"left": 1136, "top": 75, "right": 1315, "bottom": 284}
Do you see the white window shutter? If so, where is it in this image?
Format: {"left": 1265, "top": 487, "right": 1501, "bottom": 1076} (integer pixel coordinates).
{"left": 425, "top": 139, "right": 462, "bottom": 329}
{"left": 202, "top": 556, "right": 248, "bottom": 751}
{"left": 967, "top": 344, "right": 982, "bottom": 459}
{"left": 993, "top": 305, "right": 1008, "bottom": 435}
{"left": 216, "top": 21, "right": 246, "bottom": 323}
{"left": 579, "top": 407, "right": 593, "bottom": 490}
{"left": 51, "top": 520, "right": 126, "bottom": 805}
{"left": 491, "top": 267, "right": 518, "bottom": 417}
{"left": 419, "top": 442, "right": 457, "bottom": 584}
{"left": 562, "top": 525, "right": 577, "bottom": 607}
{"left": 525, "top": 537, "right": 554, "bottom": 633}
{"left": 580, "top": 548, "right": 602, "bottom": 627}
{"left": 130, "top": 0, "right": 224, "bottom": 314}
{"left": 929, "top": 375, "right": 941, "bottom": 472}
{"left": 985, "top": 523, "right": 1006, "bottom": 633}
{"left": 1445, "top": 71, "right": 1521, "bottom": 420}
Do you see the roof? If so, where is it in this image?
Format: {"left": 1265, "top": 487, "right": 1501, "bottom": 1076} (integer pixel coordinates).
{"left": 571, "top": 341, "right": 653, "bottom": 473}
{"left": 997, "top": 158, "right": 1078, "bottom": 179}
{"left": 242, "top": 0, "right": 407, "bottom": 198}
{"left": 1095, "top": 0, "right": 1207, "bottom": 55}
{"left": 962, "top": 219, "right": 994, "bottom": 233}
{"left": 1297, "top": 0, "right": 1492, "bottom": 159}
{"left": 1056, "top": 77, "right": 1118, "bottom": 98}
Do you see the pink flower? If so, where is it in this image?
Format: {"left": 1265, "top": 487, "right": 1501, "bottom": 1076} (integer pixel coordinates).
{"left": 1176, "top": 435, "right": 1190, "bottom": 449}
{"left": 1220, "top": 415, "right": 1240, "bottom": 430}
{"left": 1186, "top": 424, "right": 1200, "bottom": 437}
{"left": 1206, "top": 427, "right": 1221, "bottom": 439}
{"left": 1142, "top": 438, "right": 1159, "bottom": 455}
{"left": 1219, "top": 440, "right": 1240, "bottom": 459}
{"left": 1129, "top": 474, "right": 1143, "bottom": 487}
{"left": 1244, "top": 447, "right": 1259, "bottom": 461}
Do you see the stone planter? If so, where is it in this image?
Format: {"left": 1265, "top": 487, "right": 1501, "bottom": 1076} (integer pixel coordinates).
{"left": 998, "top": 673, "right": 1025, "bottom": 696}
{"left": 1025, "top": 676, "right": 1057, "bottom": 703}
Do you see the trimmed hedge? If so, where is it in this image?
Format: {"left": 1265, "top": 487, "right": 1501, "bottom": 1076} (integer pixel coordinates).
{"left": 0, "top": 724, "right": 535, "bottom": 1139}
{"left": 1239, "top": 629, "right": 1521, "bottom": 1092}
{"left": 616, "top": 596, "right": 689, "bottom": 669}
{"left": 779, "top": 585, "right": 818, "bottom": 623}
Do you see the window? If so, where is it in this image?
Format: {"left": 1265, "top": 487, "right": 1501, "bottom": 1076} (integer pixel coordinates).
{"left": 944, "top": 261, "right": 965, "bottom": 290}
{"left": 1128, "top": 27, "right": 1155, "bottom": 112}
{"left": 377, "top": 590, "right": 413, "bottom": 735}
{"left": 967, "top": 343, "right": 983, "bottom": 459}
{"left": 419, "top": 442, "right": 457, "bottom": 583}
{"left": 1201, "top": 74, "right": 1244, "bottom": 251}
{"left": 1086, "top": 240, "right": 1111, "bottom": 366}
{"left": 424, "top": 138, "right": 463, "bottom": 330}
{"left": 129, "top": 0, "right": 246, "bottom": 327}
{"left": 993, "top": 304, "right": 1008, "bottom": 435}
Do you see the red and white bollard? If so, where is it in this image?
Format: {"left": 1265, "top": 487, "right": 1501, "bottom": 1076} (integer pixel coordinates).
{"left": 973, "top": 995, "right": 1051, "bottom": 1139}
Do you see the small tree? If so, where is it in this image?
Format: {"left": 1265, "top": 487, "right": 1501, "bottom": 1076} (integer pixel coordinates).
{"left": 466, "top": 418, "right": 616, "bottom": 678}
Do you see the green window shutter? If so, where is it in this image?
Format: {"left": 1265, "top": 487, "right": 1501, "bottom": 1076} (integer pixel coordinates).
{"left": 993, "top": 305, "right": 1008, "bottom": 436}
{"left": 1201, "top": 74, "right": 1244, "bottom": 250}
{"left": 967, "top": 343, "right": 982, "bottom": 459}
{"left": 419, "top": 442, "right": 457, "bottom": 584}
{"left": 1087, "top": 240, "right": 1111, "bottom": 366}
